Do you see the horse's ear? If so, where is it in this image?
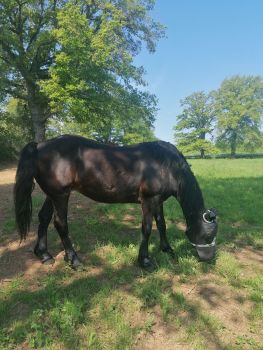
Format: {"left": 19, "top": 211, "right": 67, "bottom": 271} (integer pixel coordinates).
{"left": 203, "top": 208, "right": 217, "bottom": 223}
{"left": 208, "top": 208, "right": 217, "bottom": 220}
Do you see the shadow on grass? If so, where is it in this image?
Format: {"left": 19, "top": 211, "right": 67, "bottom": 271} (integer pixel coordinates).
{"left": 0, "top": 259, "right": 229, "bottom": 350}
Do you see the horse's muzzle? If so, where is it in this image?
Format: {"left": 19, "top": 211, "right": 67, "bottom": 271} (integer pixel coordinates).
{"left": 196, "top": 244, "right": 216, "bottom": 262}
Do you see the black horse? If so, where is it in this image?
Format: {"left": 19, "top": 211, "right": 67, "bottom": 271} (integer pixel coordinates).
{"left": 14, "top": 135, "right": 217, "bottom": 269}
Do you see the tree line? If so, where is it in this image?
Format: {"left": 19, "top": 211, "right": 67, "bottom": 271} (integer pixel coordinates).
{"left": 0, "top": 0, "right": 164, "bottom": 160}
{"left": 174, "top": 75, "right": 263, "bottom": 157}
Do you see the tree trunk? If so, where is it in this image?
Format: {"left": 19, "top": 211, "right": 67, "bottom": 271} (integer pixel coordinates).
{"left": 31, "top": 115, "right": 46, "bottom": 143}
{"left": 230, "top": 132, "right": 237, "bottom": 157}
{"left": 200, "top": 132, "right": 206, "bottom": 158}
{"left": 26, "top": 83, "right": 48, "bottom": 142}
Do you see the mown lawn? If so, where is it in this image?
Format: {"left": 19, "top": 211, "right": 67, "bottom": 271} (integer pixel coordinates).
{"left": 0, "top": 159, "right": 263, "bottom": 350}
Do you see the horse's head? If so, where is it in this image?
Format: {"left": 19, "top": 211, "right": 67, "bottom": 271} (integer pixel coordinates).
{"left": 185, "top": 208, "right": 218, "bottom": 262}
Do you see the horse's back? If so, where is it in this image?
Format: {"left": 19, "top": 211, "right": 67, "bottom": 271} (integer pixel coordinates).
{"left": 35, "top": 135, "right": 181, "bottom": 201}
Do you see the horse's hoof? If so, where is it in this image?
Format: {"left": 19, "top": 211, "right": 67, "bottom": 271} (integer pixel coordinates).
{"left": 73, "top": 262, "right": 85, "bottom": 271}
{"left": 42, "top": 256, "right": 55, "bottom": 265}
{"left": 64, "top": 254, "right": 84, "bottom": 270}
{"left": 35, "top": 249, "right": 54, "bottom": 265}
{"left": 138, "top": 257, "right": 156, "bottom": 271}
{"left": 161, "top": 246, "right": 175, "bottom": 258}
{"left": 72, "top": 258, "right": 84, "bottom": 271}
{"left": 168, "top": 250, "right": 176, "bottom": 258}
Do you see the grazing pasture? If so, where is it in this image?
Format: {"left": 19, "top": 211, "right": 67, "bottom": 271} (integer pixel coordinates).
{"left": 0, "top": 159, "right": 263, "bottom": 350}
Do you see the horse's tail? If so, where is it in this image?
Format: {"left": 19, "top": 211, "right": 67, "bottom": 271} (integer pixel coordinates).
{"left": 14, "top": 142, "right": 38, "bottom": 240}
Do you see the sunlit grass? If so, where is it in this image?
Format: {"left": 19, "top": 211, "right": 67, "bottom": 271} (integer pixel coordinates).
{"left": 215, "top": 251, "right": 241, "bottom": 287}
{"left": 189, "top": 158, "right": 263, "bottom": 178}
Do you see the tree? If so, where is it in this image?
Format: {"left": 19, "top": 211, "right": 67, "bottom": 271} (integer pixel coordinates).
{"left": 42, "top": 0, "right": 162, "bottom": 143}
{"left": 173, "top": 91, "right": 216, "bottom": 157}
{"left": 0, "top": 0, "right": 164, "bottom": 142}
{"left": 0, "top": 98, "right": 33, "bottom": 160}
{"left": 213, "top": 75, "right": 263, "bottom": 156}
{"left": 0, "top": 0, "right": 58, "bottom": 141}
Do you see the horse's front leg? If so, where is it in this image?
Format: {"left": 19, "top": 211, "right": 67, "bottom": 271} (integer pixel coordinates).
{"left": 138, "top": 199, "right": 154, "bottom": 269}
{"left": 154, "top": 204, "right": 175, "bottom": 257}
{"left": 52, "top": 194, "right": 82, "bottom": 269}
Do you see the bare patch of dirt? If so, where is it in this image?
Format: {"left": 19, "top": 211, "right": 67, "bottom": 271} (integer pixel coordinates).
{"left": 175, "top": 221, "right": 186, "bottom": 231}
{"left": 122, "top": 214, "right": 136, "bottom": 223}
{"left": 0, "top": 165, "right": 17, "bottom": 223}
{"left": 196, "top": 278, "right": 253, "bottom": 344}
{"left": 133, "top": 324, "right": 189, "bottom": 350}
{"left": 0, "top": 164, "right": 17, "bottom": 184}
{"left": 234, "top": 247, "right": 263, "bottom": 275}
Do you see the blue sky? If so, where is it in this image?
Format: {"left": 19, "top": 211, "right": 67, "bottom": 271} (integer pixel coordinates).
{"left": 135, "top": 0, "right": 263, "bottom": 142}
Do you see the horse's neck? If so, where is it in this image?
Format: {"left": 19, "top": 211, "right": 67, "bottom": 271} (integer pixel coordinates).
{"left": 175, "top": 168, "right": 205, "bottom": 227}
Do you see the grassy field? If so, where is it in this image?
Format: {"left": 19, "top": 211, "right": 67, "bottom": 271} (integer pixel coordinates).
{"left": 0, "top": 159, "right": 263, "bottom": 350}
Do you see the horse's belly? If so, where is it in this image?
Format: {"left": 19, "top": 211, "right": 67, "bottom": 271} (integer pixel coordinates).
{"left": 78, "top": 185, "right": 140, "bottom": 203}
{"left": 74, "top": 174, "right": 140, "bottom": 203}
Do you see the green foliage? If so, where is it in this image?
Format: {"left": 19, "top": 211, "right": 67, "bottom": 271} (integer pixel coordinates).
{"left": 0, "top": 0, "right": 163, "bottom": 142}
{"left": 42, "top": 0, "right": 163, "bottom": 143}
{"left": 0, "top": 0, "right": 58, "bottom": 141}
{"left": 174, "top": 76, "right": 263, "bottom": 156}
{"left": 213, "top": 75, "right": 263, "bottom": 155}
{"left": 174, "top": 91, "right": 217, "bottom": 157}
{"left": 47, "top": 114, "right": 157, "bottom": 144}
{"left": 0, "top": 99, "right": 33, "bottom": 160}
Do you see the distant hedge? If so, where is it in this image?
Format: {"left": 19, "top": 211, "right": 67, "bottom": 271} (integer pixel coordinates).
{"left": 186, "top": 153, "right": 263, "bottom": 159}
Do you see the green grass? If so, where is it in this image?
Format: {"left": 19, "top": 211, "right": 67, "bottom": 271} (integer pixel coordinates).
{"left": 0, "top": 159, "right": 263, "bottom": 349}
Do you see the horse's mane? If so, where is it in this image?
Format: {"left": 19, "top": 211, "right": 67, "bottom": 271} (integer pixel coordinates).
{"left": 137, "top": 140, "right": 192, "bottom": 176}
{"left": 150, "top": 141, "right": 205, "bottom": 224}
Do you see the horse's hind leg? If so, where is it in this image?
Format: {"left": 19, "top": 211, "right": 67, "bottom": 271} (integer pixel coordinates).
{"left": 34, "top": 197, "right": 54, "bottom": 264}
{"left": 138, "top": 199, "right": 154, "bottom": 269}
{"left": 154, "top": 204, "right": 175, "bottom": 257}
{"left": 52, "top": 195, "right": 82, "bottom": 269}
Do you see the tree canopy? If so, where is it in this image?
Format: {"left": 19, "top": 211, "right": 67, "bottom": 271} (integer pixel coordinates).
{"left": 0, "top": 0, "right": 164, "bottom": 142}
{"left": 173, "top": 76, "right": 263, "bottom": 156}
{"left": 213, "top": 75, "right": 263, "bottom": 155}
{"left": 0, "top": 0, "right": 58, "bottom": 141}
{"left": 173, "top": 91, "right": 216, "bottom": 157}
